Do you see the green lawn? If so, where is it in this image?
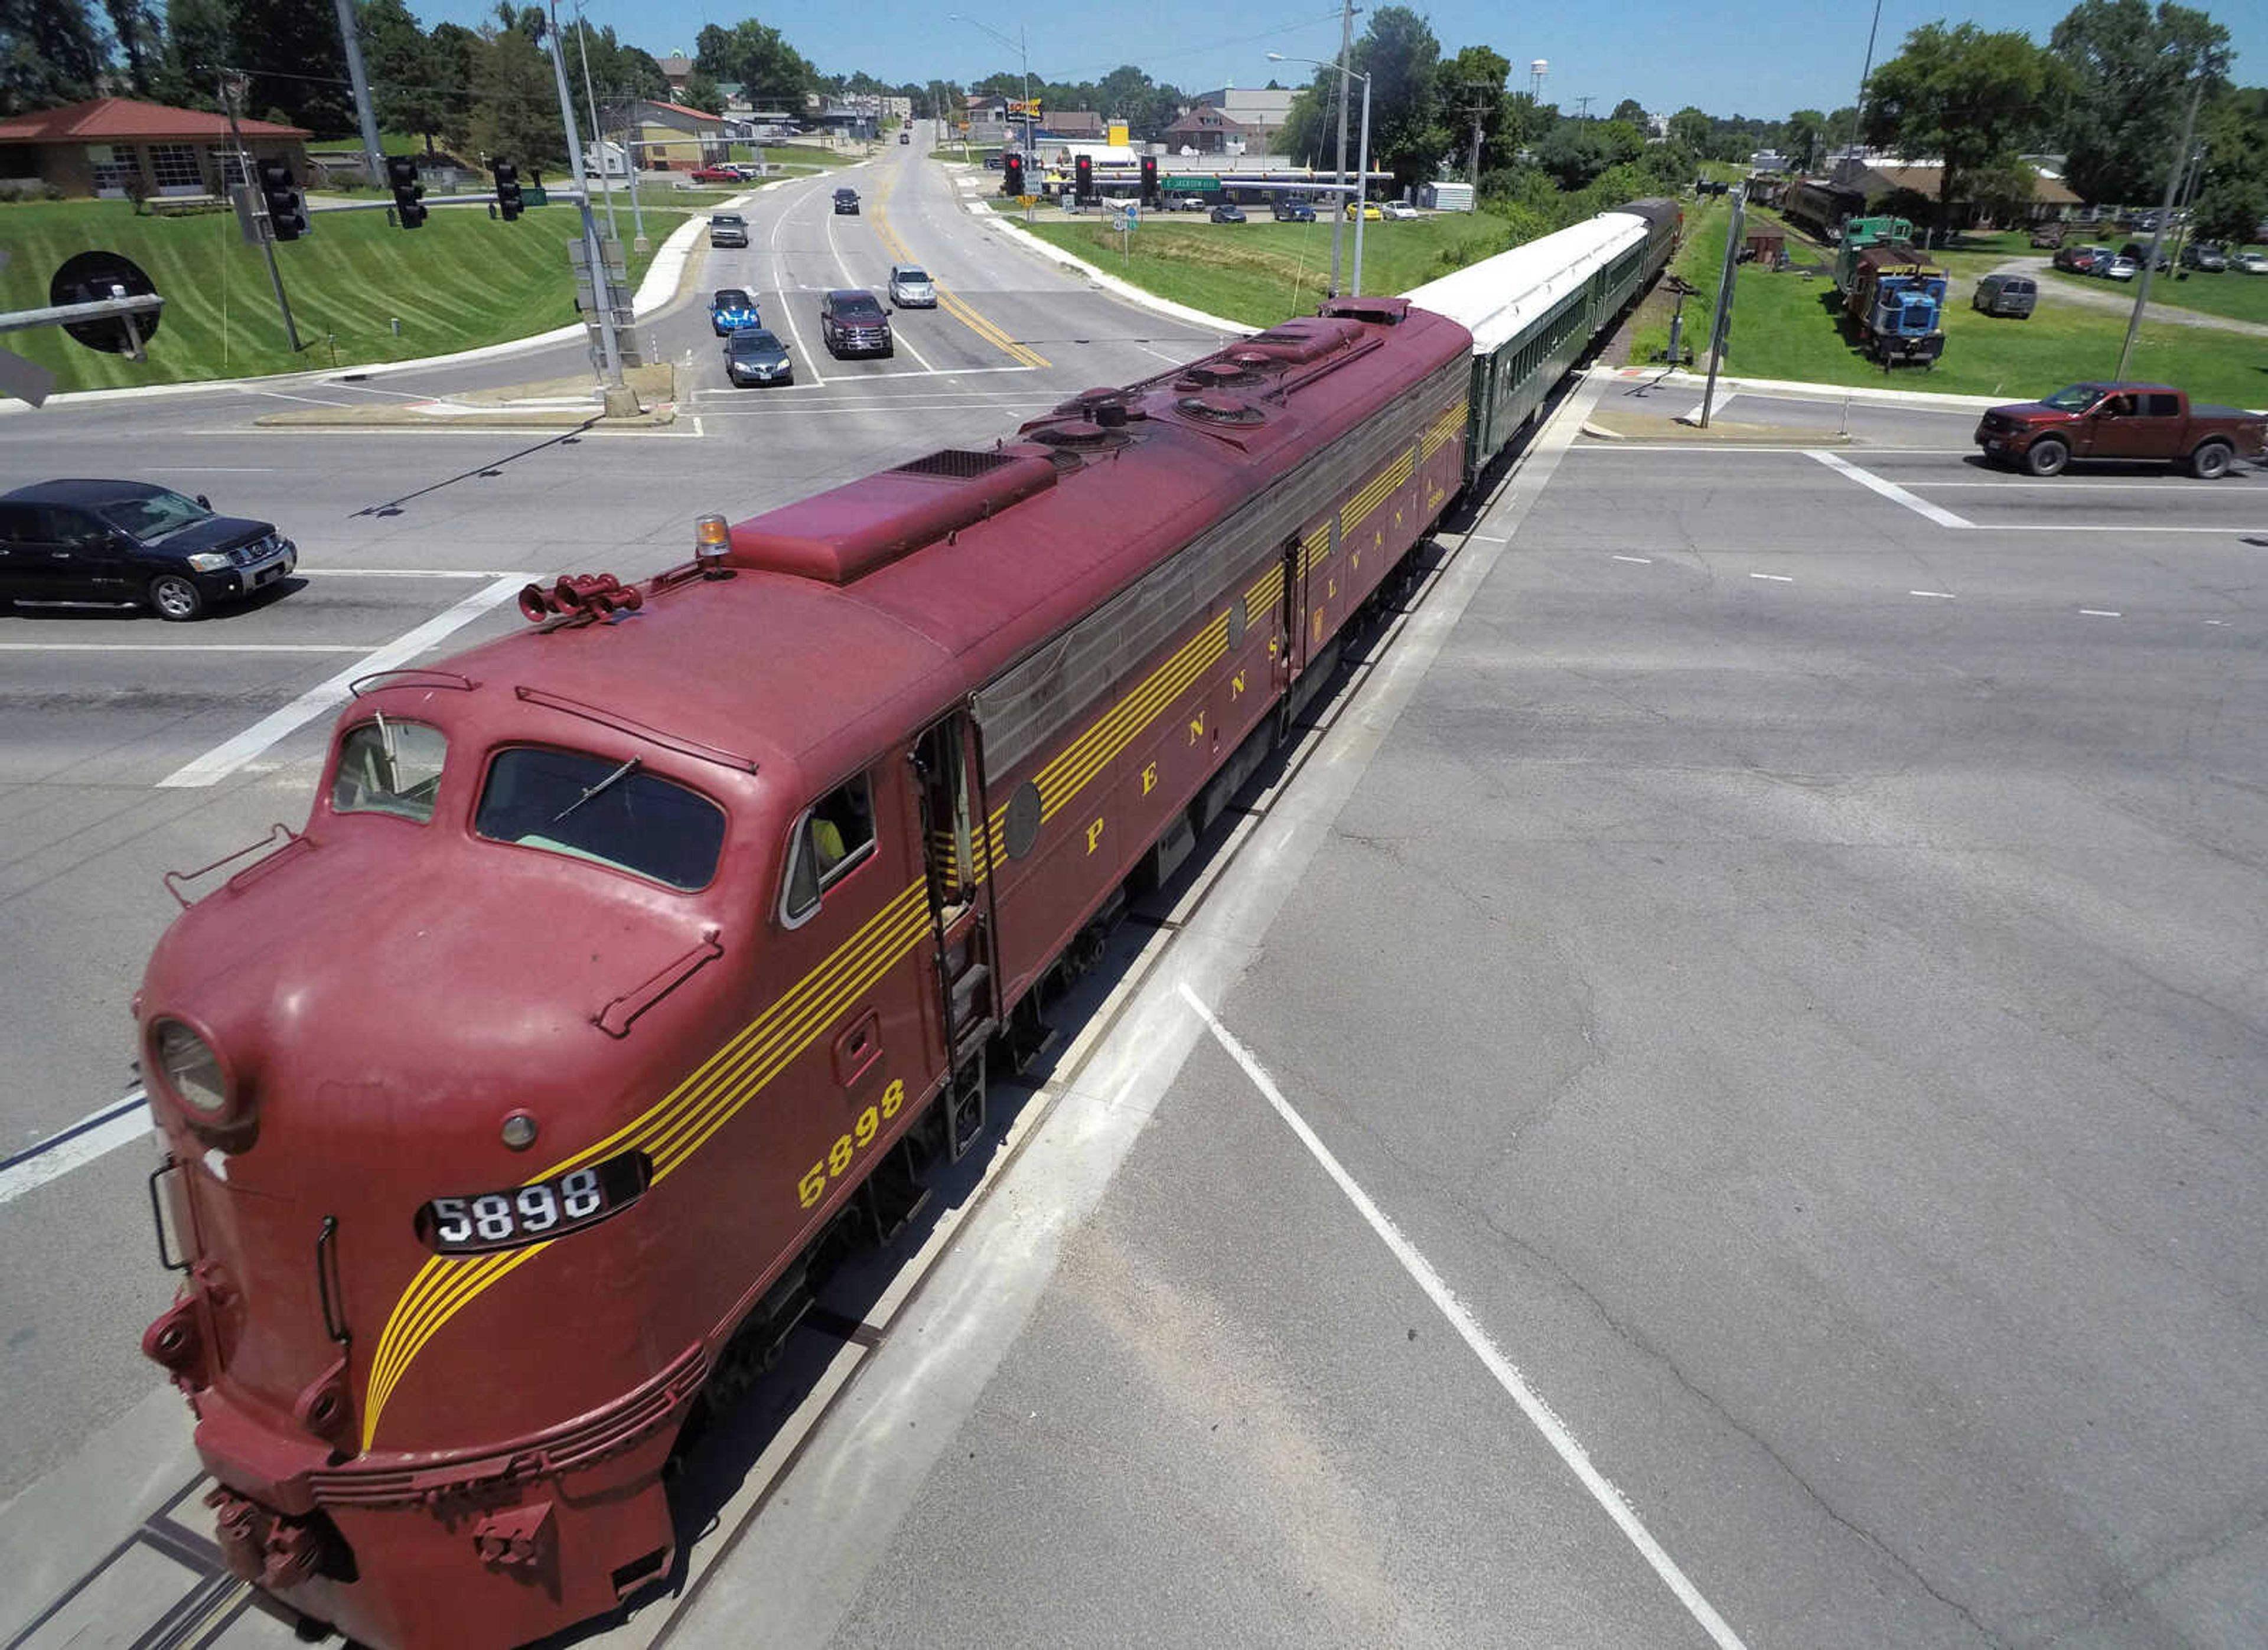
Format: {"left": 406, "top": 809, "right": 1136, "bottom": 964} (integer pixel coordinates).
{"left": 1697, "top": 160, "right": 1747, "bottom": 184}
{"left": 728, "top": 144, "right": 854, "bottom": 169}
{"left": 1627, "top": 200, "right": 2268, "bottom": 409}
{"left": 0, "top": 197, "right": 688, "bottom": 392}
{"left": 930, "top": 145, "right": 999, "bottom": 164}
{"left": 2035, "top": 261, "right": 2268, "bottom": 325}
{"left": 1023, "top": 210, "right": 1524, "bottom": 328}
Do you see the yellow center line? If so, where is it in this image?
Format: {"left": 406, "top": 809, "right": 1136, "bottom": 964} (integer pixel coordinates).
{"left": 872, "top": 173, "right": 1050, "bottom": 370}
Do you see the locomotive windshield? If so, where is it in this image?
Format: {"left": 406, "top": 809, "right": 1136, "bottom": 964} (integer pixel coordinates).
{"left": 474, "top": 747, "right": 725, "bottom": 891}
{"left": 332, "top": 717, "right": 448, "bottom": 821}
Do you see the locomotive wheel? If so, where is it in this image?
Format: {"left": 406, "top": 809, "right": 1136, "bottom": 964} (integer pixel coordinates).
{"left": 2189, "top": 441, "right": 2232, "bottom": 480}
{"left": 2024, "top": 439, "right": 2069, "bottom": 478}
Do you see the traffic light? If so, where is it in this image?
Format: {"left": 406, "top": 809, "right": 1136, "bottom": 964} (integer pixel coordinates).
{"left": 1139, "top": 155, "right": 1158, "bottom": 207}
{"left": 1001, "top": 152, "right": 1024, "bottom": 197}
{"left": 386, "top": 155, "right": 427, "bottom": 229}
{"left": 1074, "top": 154, "right": 1093, "bottom": 204}
{"left": 493, "top": 158, "right": 523, "bottom": 222}
{"left": 256, "top": 158, "right": 308, "bottom": 242}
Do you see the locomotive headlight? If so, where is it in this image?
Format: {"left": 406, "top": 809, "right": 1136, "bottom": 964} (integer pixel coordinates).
{"left": 151, "top": 1018, "right": 230, "bottom": 1117}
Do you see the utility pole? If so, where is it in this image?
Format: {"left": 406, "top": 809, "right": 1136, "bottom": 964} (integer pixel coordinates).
{"left": 542, "top": 0, "right": 628, "bottom": 409}
{"left": 1698, "top": 184, "right": 1744, "bottom": 428}
{"left": 572, "top": 6, "right": 620, "bottom": 248}
{"left": 1575, "top": 94, "right": 1594, "bottom": 120}
{"left": 330, "top": 0, "right": 386, "bottom": 193}
{"left": 221, "top": 71, "right": 301, "bottom": 352}
{"left": 1465, "top": 84, "right": 1490, "bottom": 190}
{"left": 1330, "top": 0, "right": 1352, "bottom": 297}
{"left": 2117, "top": 70, "right": 2204, "bottom": 381}
{"left": 1840, "top": 0, "right": 1885, "bottom": 172}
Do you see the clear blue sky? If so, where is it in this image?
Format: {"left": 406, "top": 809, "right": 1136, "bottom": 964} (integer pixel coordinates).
{"left": 425, "top": 0, "right": 2263, "bottom": 120}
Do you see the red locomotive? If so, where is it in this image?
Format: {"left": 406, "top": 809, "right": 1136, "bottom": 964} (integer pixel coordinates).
{"left": 135, "top": 296, "right": 1474, "bottom": 1646}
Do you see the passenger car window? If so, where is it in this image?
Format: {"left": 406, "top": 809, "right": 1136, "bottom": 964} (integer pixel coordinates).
{"left": 475, "top": 748, "right": 725, "bottom": 891}
{"left": 2143, "top": 393, "right": 2180, "bottom": 417}
{"left": 0, "top": 505, "right": 38, "bottom": 544}
{"left": 333, "top": 717, "right": 448, "bottom": 821}
{"left": 781, "top": 772, "right": 876, "bottom": 924}
{"left": 97, "top": 490, "right": 209, "bottom": 542}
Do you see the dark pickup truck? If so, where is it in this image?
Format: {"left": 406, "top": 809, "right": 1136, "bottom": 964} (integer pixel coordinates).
{"left": 1974, "top": 382, "right": 2268, "bottom": 478}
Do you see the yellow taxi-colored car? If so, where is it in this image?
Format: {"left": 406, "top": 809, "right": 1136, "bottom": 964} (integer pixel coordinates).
{"left": 1344, "top": 200, "right": 1383, "bottom": 221}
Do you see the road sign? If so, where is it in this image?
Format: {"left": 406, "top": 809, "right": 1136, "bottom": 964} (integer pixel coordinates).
{"left": 49, "top": 252, "right": 161, "bottom": 354}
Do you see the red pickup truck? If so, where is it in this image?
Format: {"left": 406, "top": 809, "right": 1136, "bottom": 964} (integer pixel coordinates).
{"left": 1975, "top": 382, "right": 2268, "bottom": 478}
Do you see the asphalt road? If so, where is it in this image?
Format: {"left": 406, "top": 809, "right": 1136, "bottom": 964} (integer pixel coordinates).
{"left": 5, "top": 151, "right": 2267, "bottom": 1650}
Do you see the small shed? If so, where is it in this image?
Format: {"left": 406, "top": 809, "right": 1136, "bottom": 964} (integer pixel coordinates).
{"left": 1743, "top": 224, "right": 1787, "bottom": 266}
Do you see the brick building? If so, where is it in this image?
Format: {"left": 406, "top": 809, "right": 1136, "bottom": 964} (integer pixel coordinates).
{"left": 0, "top": 97, "right": 309, "bottom": 200}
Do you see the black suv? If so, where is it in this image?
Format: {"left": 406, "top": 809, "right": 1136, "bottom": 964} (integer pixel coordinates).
{"left": 0, "top": 480, "right": 296, "bottom": 621}
{"left": 819, "top": 289, "right": 892, "bottom": 357}
{"left": 833, "top": 187, "right": 861, "bottom": 215}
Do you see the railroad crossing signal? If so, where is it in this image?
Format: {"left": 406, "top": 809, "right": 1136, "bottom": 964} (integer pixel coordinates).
{"left": 493, "top": 158, "right": 523, "bottom": 222}
{"left": 256, "top": 159, "right": 308, "bottom": 242}
{"left": 386, "top": 155, "right": 427, "bottom": 229}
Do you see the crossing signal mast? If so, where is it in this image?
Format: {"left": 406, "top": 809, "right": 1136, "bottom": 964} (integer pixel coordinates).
{"left": 386, "top": 155, "right": 428, "bottom": 229}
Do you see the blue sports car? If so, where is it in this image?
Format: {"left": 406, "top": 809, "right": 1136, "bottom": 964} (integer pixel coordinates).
{"left": 709, "top": 287, "right": 761, "bottom": 335}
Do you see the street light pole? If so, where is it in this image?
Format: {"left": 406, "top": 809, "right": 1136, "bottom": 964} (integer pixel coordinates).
{"left": 1331, "top": 0, "right": 1351, "bottom": 295}
{"left": 1351, "top": 70, "right": 1370, "bottom": 295}
{"left": 572, "top": 4, "right": 620, "bottom": 247}
{"left": 2117, "top": 68, "right": 2204, "bottom": 382}
{"left": 542, "top": 0, "right": 628, "bottom": 407}
{"left": 950, "top": 14, "right": 1030, "bottom": 165}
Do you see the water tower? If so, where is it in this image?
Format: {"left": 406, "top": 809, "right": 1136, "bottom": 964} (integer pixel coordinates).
{"left": 1529, "top": 60, "right": 1548, "bottom": 102}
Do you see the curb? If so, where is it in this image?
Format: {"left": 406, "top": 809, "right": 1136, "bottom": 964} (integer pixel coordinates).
{"left": 980, "top": 213, "right": 1253, "bottom": 339}
{"left": 1578, "top": 420, "right": 1625, "bottom": 441}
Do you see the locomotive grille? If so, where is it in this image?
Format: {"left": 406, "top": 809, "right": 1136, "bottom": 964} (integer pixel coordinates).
{"left": 892, "top": 449, "right": 1020, "bottom": 480}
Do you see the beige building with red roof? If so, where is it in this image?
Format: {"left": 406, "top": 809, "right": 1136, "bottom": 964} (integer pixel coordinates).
{"left": 0, "top": 97, "right": 310, "bottom": 199}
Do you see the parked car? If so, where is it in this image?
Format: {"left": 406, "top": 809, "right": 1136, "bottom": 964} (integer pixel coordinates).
{"left": 888, "top": 263, "right": 937, "bottom": 307}
{"left": 833, "top": 187, "right": 860, "bottom": 215}
{"left": 0, "top": 480, "right": 297, "bottom": 621}
{"left": 721, "top": 327, "right": 793, "bottom": 387}
{"left": 2179, "top": 242, "right": 2227, "bottom": 271}
{"left": 819, "top": 288, "right": 892, "bottom": 357}
{"left": 1972, "top": 272, "right": 2036, "bottom": 318}
{"left": 1379, "top": 200, "right": 1418, "bottom": 220}
{"left": 1345, "top": 200, "right": 1383, "bottom": 221}
{"left": 2100, "top": 256, "right": 2138, "bottom": 281}
{"left": 1208, "top": 203, "right": 1246, "bottom": 224}
{"left": 2054, "top": 243, "right": 2111, "bottom": 273}
{"left": 2028, "top": 224, "right": 2065, "bottom": 249}
{"left": 2236, "top": 252, "right": 2268, "bottom": 275}
{"left": 709, "top": 213, "right": 748, "bottom": 248}
{"left": 898, "top": 130, "right": 911, "bottom": 144}
{"left": 709, "top": 287, "right": 761, "bottom": 335}
{"left": 983, "top": 152, "right": 1006, "bottom": 169}
{"left": 1271, "top": 198, "right": 1315, "bottom": 223}
{"left": 689, "top": 165, "right": 741, "bottom": 184}
{"left": 2117, "top": 240, "right": 2170, "bottom": 272}
{"left": 1974, "top": 383, "right": 2268, "bottom": 478}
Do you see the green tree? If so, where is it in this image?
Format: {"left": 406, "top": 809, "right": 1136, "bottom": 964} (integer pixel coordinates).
{"left": 468, "top": 11, "right": 565, "bottom": 170}
{"left": 1, "top": 0, "right": 107, "bottom": 114}
{"left": 103, "top": 0, "right": 165, "bottom": 98}
{"left": 360, "top": 0, "right": 445, "bottom": 151}
{"left": 1354, "top": 5, "right": 1446, "bottom": 189}
{"left": 680, "top": 67, "right": 724, "bottom": 116}
{"left": 153, "top": 0, "right": 228, "bottom": 107}
{"left": 1667, "top": 105, "right": 1710, "bottom": 152}
{"left": 428, "top": 19, "right": 480, "bottom": 152}
{"left": 2191, "top": 83, "right": 2266, "bottom": 242}
{"left": 1435, "top": 44, "right": 1510, "bottom": 176}
{"left": 2051, "top": 0, "right": 2232, "bottom": 206}
{"left": 693, "top": 18, "right": 812, "bottom": 110}
{"left": 1864, "top": 22, "right": 2065, "bottom": 229}
{"left": 1783, "top": 107, "right": 1828, "bottom": 171}
{"left": 1534, "top": 119, "right": 1627, "bottom": 190}
{"left": 1609, "top": 96, "right": 1647, "bottom": 125}
{"left": 233, "top": 0, "right": 351, "bottom": 132}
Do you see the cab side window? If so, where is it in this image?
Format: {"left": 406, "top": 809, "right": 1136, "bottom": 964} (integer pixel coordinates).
{"left": 332, "top": 716, "right": 448, "bottom": 821}
{"left": 2142, "top": 393, "right": 2180, "bottom": 417}
{"left": 781, "top": 772, "right": 876, "bottom": 924}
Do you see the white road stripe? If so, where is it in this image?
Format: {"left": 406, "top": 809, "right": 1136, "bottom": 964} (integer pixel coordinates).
{"left": 1749, "top": 572, "right": 1793, "bottom": 582}
{"left": 1909, "top": 589, "right": 1956, "bottom": 599}
{"left": 1612, "top": 554, "right": 1653, "bottom": 563}
{"left": 1907, "top": 480, "right": 2249, "bottom": 490}
{"left": 1179, "top": 986, "right": 1751, "bottom": 1650}
{"left": 296, "top": 568, "right": 523, "bottom": 578}
{"left": 156, "top": 576, "right": 524, "bottom": 788}
{"left": 1808, "top": 451, "right": 1974, "bottom": 528}
{"left": 1682, "top": 391, "right": 1732, "bottom": 423}
{"left": 0, "top": 643, "right": 372, "bottom": 653}
{"left": 2080, "top": 609, "right": 2122, "bottom": 618}
{"left": 1977, "top": 524, "right": 2264, "bottom": 534}
{"left": 0, "top": 1095, "right": 154, "bottom": 1208}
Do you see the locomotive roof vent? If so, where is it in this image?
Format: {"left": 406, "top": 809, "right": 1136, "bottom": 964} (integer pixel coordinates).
{"left": 1174, "top": 392, "right": 1268, "bottom": 426}
{"left": 1029, "top": 419, "right": 1113, "bottom": 446}
{"left": 1239, "top": 318, "right": 1368, "bottom": 362}
{"left": 1177, "top": 360, "right": 1260, "bottom": 390}
{"left": 1318, "top": 295, "right": 1411, "bottom": 326}
{"left": 892, "top": 448, "right": 1022, "bottom": 480}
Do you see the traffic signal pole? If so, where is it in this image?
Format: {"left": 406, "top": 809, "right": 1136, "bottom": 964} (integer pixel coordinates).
{"left": 221, "top": 72, "right": 302, "bottom": 352}
{"left": 330, "top": 0, "right": 386, "bottom": 192}
{"left": 542, "top": 0, "right": 628, "bottom": 410}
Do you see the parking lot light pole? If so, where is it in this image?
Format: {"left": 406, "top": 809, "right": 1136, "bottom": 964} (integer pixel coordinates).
{"left": 1270, "top": 54, "right": 1372, "bottom": 296}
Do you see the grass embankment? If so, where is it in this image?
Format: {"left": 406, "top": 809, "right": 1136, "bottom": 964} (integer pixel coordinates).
{"left": 2036, "top": 263, "right": 2268, "bottom": 325}
{"left": 0, "top": 198, "right": 687, "bottom": 392}
{"left": 1626, "top": 199, "right": 2268, "bottom": 407}
{"left": 1024, "top": 210, "right": 1524, "bottom": 328}
{"left": 930, "top": 145, "right": 998, "bottom": 164}
{"left": 728, "top": 144, "right": 855, "bottom": 169}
